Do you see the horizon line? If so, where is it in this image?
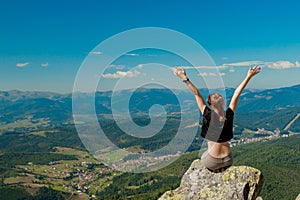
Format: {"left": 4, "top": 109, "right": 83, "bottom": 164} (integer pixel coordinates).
{"left": 1, "top": 83, "right": 300, "bottom": 95}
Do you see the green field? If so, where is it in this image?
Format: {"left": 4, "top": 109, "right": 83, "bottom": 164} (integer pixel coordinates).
{"left": 0, "top": 116, "right": 50, "bottom": 132}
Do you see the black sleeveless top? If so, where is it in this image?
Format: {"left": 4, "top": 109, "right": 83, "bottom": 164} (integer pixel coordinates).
{"left": 201, "top": 106, "right": 234, "bottom": 142}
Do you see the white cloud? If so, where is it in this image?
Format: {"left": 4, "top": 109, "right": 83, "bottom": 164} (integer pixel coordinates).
{"left": 174, "top": 65, "right": 227, "bottom": 70}
{"left": 91, "top": 51, "right": 103, "bottom": 55}
{"left": 16, "top": 62, "right": 29, "bottom": 67}
{"left": 198, "top": 72, "right": 225, "bottom": 77}
{"left": 229, "top": 68, "right": 235, "bottom": 73}
{"left": 198, "top": 72, "right": 208, "bottom": 76}
{"left": 223, "top": 61, "right": 262, "bottom": 67}
{"left": 41, "top": 63, "right": 48, "bottom": 67}
{"left": 125, "top": 53, "right": 139, "bottom": 56}
{"left": 223, "top": 60, "right": 300, "bottom": 69}
{"left": 137, "top": 64, "right": 143, "bottom": 69}
{"left": 264, "top": 61, "right": 300, "bottom": 69}
{"left": 178, "top": 65, "right": 226, "bottom": 69}
{"left": 107, "top": 64, "right": 125, "bottom": 70}
{"left": 102, "top": 70, "right": 140, "bottom": 79}
{"left": 116, "top": 65, "right": 126, "bottom": 70}
{"left": 175, "top": 60, "right": 300, "bottom": 71}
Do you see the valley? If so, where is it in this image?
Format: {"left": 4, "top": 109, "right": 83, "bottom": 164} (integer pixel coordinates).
{"left": 1, "top": 85, "right": 300, "bottom": 199}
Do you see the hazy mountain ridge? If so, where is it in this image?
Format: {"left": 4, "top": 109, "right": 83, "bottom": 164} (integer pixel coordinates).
{"left": 0, "top": 90, "right": 66, "bottom": 102}
{"left": 236, "top": 84, "right": 300, "bottom": 112}
{"left": 0, "top": 84, "right": 300, "bottom": 124}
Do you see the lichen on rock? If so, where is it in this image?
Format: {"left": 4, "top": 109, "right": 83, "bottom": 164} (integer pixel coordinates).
{"left": 159, "top": 159, "right": 264, "bottom": 200}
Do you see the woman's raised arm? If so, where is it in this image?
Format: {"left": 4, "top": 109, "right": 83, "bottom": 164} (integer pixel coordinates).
{"left": 229, "top": 65, "right": 261, "bottom": 112}
{"left": 173, "top": 67, "right": 206, "bottom": 114}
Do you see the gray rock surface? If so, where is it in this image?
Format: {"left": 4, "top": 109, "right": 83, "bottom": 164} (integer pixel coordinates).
{"left": 159, "top": 159, "right": 264, "bottom": 200}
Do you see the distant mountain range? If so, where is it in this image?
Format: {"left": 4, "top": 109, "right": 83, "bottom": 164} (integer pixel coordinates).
{"left": 1, "top": 84, "right": 300, "bottom": 126}
{"left": 1, "top": 86, "right": 299, "bottom": 200}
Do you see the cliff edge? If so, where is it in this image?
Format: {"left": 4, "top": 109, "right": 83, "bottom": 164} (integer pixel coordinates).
{"left": 159, "top": 159, "right": 264, "bottom": 200}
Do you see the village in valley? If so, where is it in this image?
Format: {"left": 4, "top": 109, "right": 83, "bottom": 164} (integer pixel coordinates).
{"left": 3, "top": 147, "right": 119, "bottom": 199}
{"left": 3, "top": 125, "right": 298, "bottom": 199}
{"left": 230, "top": 113, "right": 300, "bottom": 146}
{"left": 1, "top": 110, "right": 299, "bottom": 199}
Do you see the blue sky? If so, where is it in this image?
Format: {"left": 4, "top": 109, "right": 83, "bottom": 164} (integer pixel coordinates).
{"left": 0, "top": 0, "right": 300, "bottom": 93}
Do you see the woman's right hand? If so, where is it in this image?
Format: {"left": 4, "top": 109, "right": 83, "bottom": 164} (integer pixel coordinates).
{"left": 173, "top": 67, "right": 188, "bottom": 80}
{"left": 247, "top": 65, "right": 261, "bottom": 78}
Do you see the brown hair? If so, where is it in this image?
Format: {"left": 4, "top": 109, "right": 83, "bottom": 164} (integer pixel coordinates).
{"left": 207, "top": 93, "right": 226, "bottom": 121}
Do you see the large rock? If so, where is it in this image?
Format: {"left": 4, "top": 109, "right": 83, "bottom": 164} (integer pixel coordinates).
{"left": 159, "top": 159, "right": 264, "bottom": 200}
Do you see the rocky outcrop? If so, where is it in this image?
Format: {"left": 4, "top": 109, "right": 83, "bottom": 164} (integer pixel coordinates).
{"left": 159, "top": 159, "right": 264, "bottom": 200}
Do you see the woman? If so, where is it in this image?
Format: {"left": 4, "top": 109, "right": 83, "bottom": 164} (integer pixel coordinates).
{"left": 173, "top": 65, "right": 261, "bottom": 172}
